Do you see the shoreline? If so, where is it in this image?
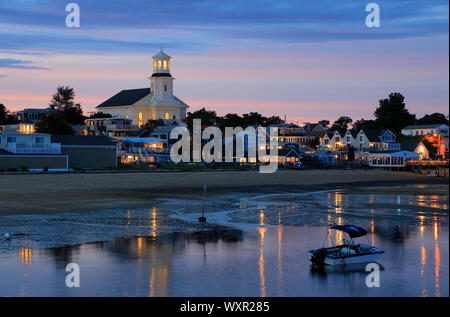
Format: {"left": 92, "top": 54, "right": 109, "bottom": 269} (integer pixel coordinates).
{"left": 0, "top": 169, "right": 447, "bottom": 215}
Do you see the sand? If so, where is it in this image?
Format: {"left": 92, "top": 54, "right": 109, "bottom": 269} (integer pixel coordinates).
{"left": 0, "top": 169, "right": 447, "bottom": 215}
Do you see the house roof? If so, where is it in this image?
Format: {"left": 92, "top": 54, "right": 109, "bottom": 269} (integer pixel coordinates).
{"left": 278, "top": 148, "right": 300, "bottom": 157}
{"left": 152, "top": 125, "right": 181, "bottom": 134}
{"left": 51, "top": 135, "right": 116, "bottom": 146}
{"left": 403, "top": 124, "right": 447, "bottom": 130}
{"left": 348, "top": 129, "right": 359, "bottom": 138}
{"left": 401, "top": 140, "right": 424, "bottom": 152}
{"left": 120, "top": 137, "right": 166, "bottom": 144}
{"left": 96, "top": 88, "right": 150, "bottom": 108}
{"left": 361, "top": 129, "right": 383, "bottom": 142}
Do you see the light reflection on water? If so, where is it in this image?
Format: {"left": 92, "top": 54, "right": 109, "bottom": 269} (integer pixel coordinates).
{"left": 1, "top": 223, "right": 447, "bottom": 297}
{"left": 0, "top": 188, "right": 448, "bottom": 297}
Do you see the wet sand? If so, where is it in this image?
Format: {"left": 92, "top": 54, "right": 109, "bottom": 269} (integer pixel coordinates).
{"left": 0, "top": 169, "right": 447, "bottom": 215}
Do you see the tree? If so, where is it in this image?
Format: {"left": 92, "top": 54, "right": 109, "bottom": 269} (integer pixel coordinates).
{"left": 0, "top": 103, "right": 8, "bottom": 124}
{"left": 264, "top": 115, "right": 284, "bottom": 126}
{"left": 49, "top": 86, "right": 85, "bottom": 125}
{"left": 374, "top": 92, "right": 415, "bottom": 133}
{"left": 36, "top": 112, "right": 74, "bottom": 135}
{"left": 352, "top": 119, "right": 379, "bottom": 131}
{"left": 0, "top": 103, "right": 18, "bottom": 124}
{"left": 142, "top": 119, "right": 165, "bottom": 133}
{"left": 330, "top": 116, "right": 352, "bottom": 131}
{"left": 318, "top": 120, "right": 330, "bottom": 129}
{"left": 89, "top": 111, "right": 112, "bottom": 119}
{"left": 185, "top": 108, "right": 218, "bottom": 129}
{"left": 416, "top": 113, "right": 449, "bottom": 125}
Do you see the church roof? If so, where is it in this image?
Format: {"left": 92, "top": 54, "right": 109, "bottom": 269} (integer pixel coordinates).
{"left": 96, "top": 88, "right": 150, "bottom": 108}
{"left": 153, "top": 50, "right": 170, "bottom": 58}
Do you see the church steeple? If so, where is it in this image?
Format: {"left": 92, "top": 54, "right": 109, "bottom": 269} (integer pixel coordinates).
{"left": 150, "top": 47, "right": 174, "bottom": 99}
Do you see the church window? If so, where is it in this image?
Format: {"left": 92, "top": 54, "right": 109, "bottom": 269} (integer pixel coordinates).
{"left": 163, "top": 60, "right": 167, "bottom": 70}
{"left": 154, "top": 60, "right": 157, "bottom": 70}
{"left": 139, "top": 112, "right": 143, "bottom": 126}
{"left": 165, "top": 112, "right": 169, "bottom": 120}
{"left": 158, "top": 60, "right": 162, "bottom": 70}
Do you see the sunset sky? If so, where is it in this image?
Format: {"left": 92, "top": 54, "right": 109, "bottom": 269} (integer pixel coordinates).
{"left": 0, "top": 0, "right": 448, "bottom": 123}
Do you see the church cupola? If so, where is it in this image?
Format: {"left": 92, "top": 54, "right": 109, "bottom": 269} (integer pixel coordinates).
{"left": 150, "top": 47, "right": 174, "bottom": 99}
{"left": 152, "top": 46, "right": 171, "bottom": 75}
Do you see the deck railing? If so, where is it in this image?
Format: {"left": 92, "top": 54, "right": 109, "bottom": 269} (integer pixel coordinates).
{"left": 5, "top": 143, "right": 61, "bottom": 154}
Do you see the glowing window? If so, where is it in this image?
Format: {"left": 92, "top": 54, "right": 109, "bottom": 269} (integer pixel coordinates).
{"left": 163, "top": 60, "right": 167, "bottom": 70}
{"left": 139, "top": 112, "right": 143, "bottom": 126}
{"left": 158, "top": 60, "right": 162, "bottom": 70}
{"left": 164, "top": 112, "right": 169, "bottom": 119}
{"left": 154, "top": 60, "right": 157, "bottom": 70}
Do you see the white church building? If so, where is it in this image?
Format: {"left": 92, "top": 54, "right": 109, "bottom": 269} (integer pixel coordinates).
{"left": 96, "top": 49, "right": 189, "bottom": 127}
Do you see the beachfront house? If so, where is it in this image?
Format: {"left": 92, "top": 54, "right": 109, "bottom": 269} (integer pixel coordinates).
{"left": 303, "top": 123, "right": 328, "bottom": 137}
{"left": 117, "top": 136, "right": 169, "bottom": 164}
{"left": 363, "top": 151, "right": 420, "bottom": 168}
{"left": 0, "top": 131, "right": 68, "bottom": 171}
{"left": 85, "top": 117, "right": 141, "bottom": 138}
{"left": 16, "top": 108, "right": 54, "bottom": 123}
{"left": 401, "top": 124, "right": 449, "bottom": 138}
{"left": 401, "top": 140, "right": 430, "bottom": 160}
{"left": 311, "top": 150, "right": 336, "bottom": 166}
{"left": 320, "top": 130, "right": 347, "bottom": 151}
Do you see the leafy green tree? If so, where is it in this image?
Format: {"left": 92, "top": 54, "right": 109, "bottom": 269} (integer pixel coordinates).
{"left": 142, "top": 119, "right": 165, "bottom": 133}
{"left": 36, "top": 112, "right": 74, "bottom": 135}
{"left": 374, "top": 92, "right": 415, "bottom": 133}
{"left": 49, "top": 86, "right": 85, "bottom": 125}
{"left": 330, "top": 116, "right": 353, "bottom": 131}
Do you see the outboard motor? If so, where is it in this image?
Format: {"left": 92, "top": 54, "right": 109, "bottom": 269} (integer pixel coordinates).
{"left": 310, "top": 248, "right": 328, "bottom": 265}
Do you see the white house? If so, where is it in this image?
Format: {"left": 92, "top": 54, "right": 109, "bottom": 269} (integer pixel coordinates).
{"left": 401, "top": 124, "right": 449, "bottom": 138}
{"left": 0, "top": 132, "right": 60, "bottom": 154}
{"left": 364, "top": 151, "right": 420, "bottom": 167}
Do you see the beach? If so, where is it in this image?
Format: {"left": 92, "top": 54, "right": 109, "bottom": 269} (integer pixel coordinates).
{"left": 0, "top": 169, "right": 447, "bottom": 215}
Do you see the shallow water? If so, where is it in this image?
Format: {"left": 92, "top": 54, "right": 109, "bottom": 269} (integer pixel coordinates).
{"left": 0, "top": 185, "right": 448, "bottom": 297}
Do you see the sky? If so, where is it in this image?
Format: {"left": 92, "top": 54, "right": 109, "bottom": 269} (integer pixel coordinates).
{"left": 0, "top": 0, "right": 448, "bottom": 123}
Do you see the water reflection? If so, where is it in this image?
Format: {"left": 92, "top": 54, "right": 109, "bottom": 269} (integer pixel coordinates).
{"left": 0, "top": 225, "right": 447, "bottom": 297}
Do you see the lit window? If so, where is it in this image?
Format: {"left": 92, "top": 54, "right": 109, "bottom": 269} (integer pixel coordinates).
{"left": 165, "top": 112, "right": 169, "bottom": 119}
{"left": 139, "top": 112, "right": 143, "bottom": 126}
{"left": 163, "top": 60, "right": 167, "bottom": 70}
{"left": 158, "top": 60, "right": 162, "bottom": 70}
{"left": 154, "top": 60, "right": 157, "bottom": 70}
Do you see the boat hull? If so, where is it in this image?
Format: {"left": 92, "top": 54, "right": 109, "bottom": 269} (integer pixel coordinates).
{"left": 308, "top": 245, "right": 384, "bottom": 266}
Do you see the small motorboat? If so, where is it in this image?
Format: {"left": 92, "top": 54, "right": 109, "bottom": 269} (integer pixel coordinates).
{"left": 308, "top": 225, "right": 384, "bottom": 266}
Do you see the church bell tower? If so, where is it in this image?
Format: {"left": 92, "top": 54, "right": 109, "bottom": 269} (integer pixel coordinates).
{"left": 150, "top": 47, "right": 174, "bottom": 99}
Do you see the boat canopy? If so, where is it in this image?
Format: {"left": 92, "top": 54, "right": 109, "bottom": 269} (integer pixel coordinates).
{"left": 330, "top": 225, "right": 367, "bottom": 238}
